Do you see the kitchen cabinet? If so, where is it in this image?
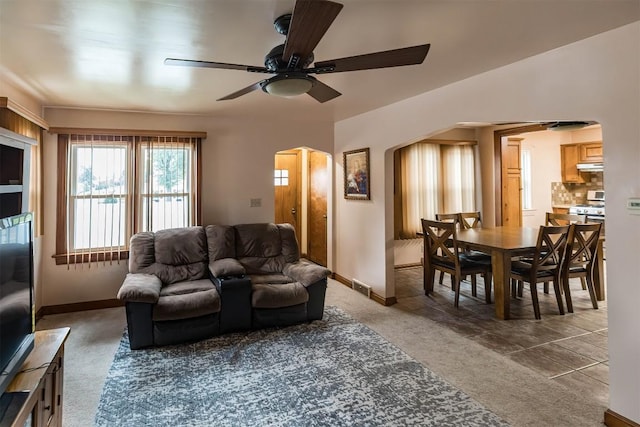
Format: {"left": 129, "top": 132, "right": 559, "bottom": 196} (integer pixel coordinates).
{"left": 560, "top": 144, "right": 585, "bottom": 183}
{"left": 579, "top": 142, "right": 603, "bottom": 163}
{"left": 560, "top": 141, "right": 603, "bottom": 183}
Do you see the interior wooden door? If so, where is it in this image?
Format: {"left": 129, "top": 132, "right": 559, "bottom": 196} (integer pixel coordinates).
{"left": 274, "top": 151, "right": 301, "bottom": 245}
{"left": 502, "top": 137, "right": 522, "bottom": 227}
{"left": 307, "top": 151, "right": 328, "bottom": 266}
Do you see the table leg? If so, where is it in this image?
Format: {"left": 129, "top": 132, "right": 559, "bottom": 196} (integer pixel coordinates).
{"left": 491, "top": 250, "right": 511, "bottom": 320}
{"left": 594, "top": 239, "right": 605, "bottom": 301}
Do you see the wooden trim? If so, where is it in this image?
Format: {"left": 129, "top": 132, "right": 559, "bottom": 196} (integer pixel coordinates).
{"left": 0, "top": 97, "right": 49, "bottom": 130}
{"left": 48, "top": 127, "right": 207, "bottom": 138}
{"left": 55, "top": 135, "right": 68, "bottom": 258}
{"left": 332, "top": 273, "right": 397, "bottom": 306}
{"left": 418, "top": 138, "right": 478, "bottom": 146}
{"left": 52, "top": 250, "right": 129, "bottom": 265}
{"left": 395, "top": 262, "right": 422, "bottom": 269}
{"left": 371, "top": 292, "right": 397, "bottom": 306}
{"left": 605, "top": 409, "right": 640, "bottom": 427}
{"left": 38, "top": 299, "right": 124, "bottom": 317}
{"left": 195, "top": 138, "right": 202, "bottom": 225}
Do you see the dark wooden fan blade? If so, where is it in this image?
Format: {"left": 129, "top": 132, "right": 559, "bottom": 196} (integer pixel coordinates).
{"left": 217, "top": 81, "right": 264, "bottom": 101}
{"left": 313, "top": 44, "right": 430, "bottom": 73}
{"left": 165, "top": 58, "right": 270, "bottom": 73}
{"left": 283, "top": 0, "right": 343, "bottom": 63}
{"left": 307, "top": 79, "right": 341, "bottom": 103}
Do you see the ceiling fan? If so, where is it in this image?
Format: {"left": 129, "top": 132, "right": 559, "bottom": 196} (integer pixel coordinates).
{"left": 164, "top": 0, "right": 430, "bottom": 103}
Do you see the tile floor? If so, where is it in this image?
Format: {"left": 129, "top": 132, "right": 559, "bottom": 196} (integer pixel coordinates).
{"left": 394, "top": 266, "right": 609, "bottom": 406}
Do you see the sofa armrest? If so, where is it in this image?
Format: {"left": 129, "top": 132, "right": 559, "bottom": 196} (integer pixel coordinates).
{"left": 117, "top": 273, "right": 162, "bottom": 303}
{"left": 283, "top": 261, "right": 331, "bottom": 287}
{"left": 209, "top": 258, "right": 246, "bottom": 278}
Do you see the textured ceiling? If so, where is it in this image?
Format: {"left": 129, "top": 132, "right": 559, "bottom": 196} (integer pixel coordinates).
{"left": 1, "top": 0, "right": 638, "bottom": 122}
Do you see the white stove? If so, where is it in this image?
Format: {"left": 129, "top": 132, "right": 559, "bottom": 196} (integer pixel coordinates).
{"left": 569, "top": 204, "right": 605, "bottom": 217}
{"left": 568, "top": 190, "right": 605, "bottom": 219}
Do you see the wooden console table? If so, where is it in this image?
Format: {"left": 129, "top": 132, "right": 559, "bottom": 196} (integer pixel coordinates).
{"left": 2, "top": 328, "right": 70, "bottom": 427}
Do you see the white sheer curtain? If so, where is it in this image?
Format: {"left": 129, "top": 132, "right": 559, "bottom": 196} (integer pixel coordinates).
{"left": 397, "top": 142, "right": 476, "bottom": 238}
{"left": 441, "top": 145, "right": 476, "bottom": 213}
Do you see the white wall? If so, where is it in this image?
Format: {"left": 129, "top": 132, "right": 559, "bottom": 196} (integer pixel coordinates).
{"left": 40, "top": 109, "right": 334, "bottom": 305}
{"left": 334, "top": 23, "right": 640, "bottom": 423}
{"left": 518, "top": 130, "right": 567, "bottom": 227}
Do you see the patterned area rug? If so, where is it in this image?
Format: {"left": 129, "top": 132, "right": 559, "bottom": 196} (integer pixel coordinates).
{"left": 95, "top": 307, "right": 509, "bottom": 426}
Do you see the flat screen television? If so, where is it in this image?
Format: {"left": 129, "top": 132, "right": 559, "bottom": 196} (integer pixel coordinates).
{"left": 0, "top": 212, "right": 35, "bottom": 396}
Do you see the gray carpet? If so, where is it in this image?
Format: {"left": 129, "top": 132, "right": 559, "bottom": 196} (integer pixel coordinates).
{"left": 94, "top": 307, "right": 509, "bottom": 427}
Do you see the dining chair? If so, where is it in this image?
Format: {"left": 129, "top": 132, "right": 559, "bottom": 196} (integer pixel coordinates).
{"left": 459, "top": 211, "right": 482, "bottom": 229}
{"left": 510, "top": 225, "right": 570, "bottom": 319}
{"left": 543, "top": 212, "right": 587, "bottom": 293}
{"left": 434, "top": 213, "right": 462, "bottom": 290}
{"left": 562, "top": 223, "right": 602, "bottom": 313}
{"left": 421, "top": 219, "right": 493, "bottom": 307}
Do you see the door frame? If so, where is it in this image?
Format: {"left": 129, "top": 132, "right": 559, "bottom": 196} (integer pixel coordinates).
{"left": 493, "top": 124, "right": 546, "bottom": 225}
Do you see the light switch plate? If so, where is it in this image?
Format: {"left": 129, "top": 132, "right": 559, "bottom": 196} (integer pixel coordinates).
{"left": 250, "top": 198, "right": 261, "bottom": 207}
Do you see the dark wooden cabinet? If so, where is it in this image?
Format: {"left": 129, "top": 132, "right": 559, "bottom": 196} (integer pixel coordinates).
{"left": 3, "top": 328, "right": 69, "bottom": 427}
{"left": 0, "top": 128, "right": 36, "bottom": 217}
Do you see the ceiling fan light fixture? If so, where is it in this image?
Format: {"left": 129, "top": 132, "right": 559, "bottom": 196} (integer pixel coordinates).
{"left": 547, "top": 121, "right": 590, "bottom": 131}
{"left": 261, "top": 75, "right": 314, "bottom": 97}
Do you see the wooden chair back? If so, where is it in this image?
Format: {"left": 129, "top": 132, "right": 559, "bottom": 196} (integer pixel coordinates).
{"left": 459, "top": 211, "right": 482, "bottom": 229}
{"left": 435, "top": 213, "right": 461, "bottom": 226}
{"left": 564, "top": 223, "right": 601, "bottom": 273}
{"left": 421, "top": 219, "right": 459, "bottom": 269}
{"left": 545, "top": 212, "right": 586, "bottom": 226}
{"left": 532, "top": 225, "right": 571, "bottom": 276}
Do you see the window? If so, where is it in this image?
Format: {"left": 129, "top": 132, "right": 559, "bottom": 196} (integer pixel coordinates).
{"left": 394, "top": 141, "right": 477, "bottom": 239}
{"left": 274, "top": 169, "right": 289, "bottom": 186}
{"left": 56, "top": 133, "right": 202, "bottom": 265}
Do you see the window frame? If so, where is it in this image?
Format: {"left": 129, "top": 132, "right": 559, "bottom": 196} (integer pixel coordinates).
{"left": 54, "top": 130, "right": 204, "bottom": 265}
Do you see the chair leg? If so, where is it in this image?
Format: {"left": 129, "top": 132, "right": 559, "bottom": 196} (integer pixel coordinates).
{"left": 517, "top": 281, "right": 524, "bottom": 298}
{"left": 510, "top": 279, "right": 517, "bottom": 298}
{"left": 580, "top": 277, "right": 587, "bottom": 290}
{"left": 553, "top": 278, "right": 565, "bottom": 315}
{"left": 585, "top": 273, "right": 599, "bottom": 310}
{"left": 543, "top": 281, "right": 549, "bottom": 294}
{"left": 484, "top": 273, "right": 492, "bottom": 304}
{"left": 424, "top": 266, "right": 436, "bottom": 295}
{"left": 453, "top": 276, "right": 461, "bottom": 308}
{"left": 439, "top": 271, "right": 445, "bottom": 285}
{"left": 471, "top": 275, "right": 477, "bottom": 297}
{"left": 529, "top": 282, "right": 541, "bottom": 320}
{"left": 563, "top": 275, "right": 574, "bottom": 313}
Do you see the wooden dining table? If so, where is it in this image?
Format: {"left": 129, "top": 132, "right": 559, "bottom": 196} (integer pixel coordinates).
{"left": 456, "top": 226, "right": 605, "bottom": 320}
{"left": 456, "top": 226, "right": 538, "bottom": 320}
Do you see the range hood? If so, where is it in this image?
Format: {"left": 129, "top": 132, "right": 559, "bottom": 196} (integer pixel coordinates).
{"left": 576, "top": 162, "right": 604, "bottom": 172}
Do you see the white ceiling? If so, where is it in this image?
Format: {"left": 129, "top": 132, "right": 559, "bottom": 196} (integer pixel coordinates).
{"left": 1, "top": 0, "right": 639, "bottom": 123}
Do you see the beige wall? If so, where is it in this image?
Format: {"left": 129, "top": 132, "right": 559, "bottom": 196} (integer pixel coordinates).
{"left": 40, "top": 109, "right": 334, "bottom": 305}
{"left": 334, "top": 22, "right": 640, "bottom": 423}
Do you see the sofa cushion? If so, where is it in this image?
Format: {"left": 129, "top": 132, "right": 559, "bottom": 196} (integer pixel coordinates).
{"left": 238, "top": 256, "right": 285, "bottom": 275}
{"left": 235, "top": 223, "right": 281, "bottom": 258}
{"left": 249, "top": 274, "right": 293, "bottom": 284}
{"left": 129, "top": 232, "right": 155, "bottom": 272}
{"left": 153, "top": 281, "right": 221, "bottom": 321}
{"left": 277, "top": 223, "right": 300, "bottom": 263}
{"left": 147, "top": 227, "right": 208, "bottom": 284}
{"left": 251, "top": 282, "right": 308, "bottom": 309}
{"left": 205, "top": 225, "right": 236, "bottom": 261}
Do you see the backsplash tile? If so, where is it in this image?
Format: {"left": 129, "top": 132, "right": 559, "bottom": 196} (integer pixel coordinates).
{"left": 551, "top": 175, "right": 604, "bottom": 205}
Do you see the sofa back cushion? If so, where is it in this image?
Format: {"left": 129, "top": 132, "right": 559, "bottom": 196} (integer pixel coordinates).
{"left": 128, "top": 227, "right": 208, "bottom": 284}
{"left": 229, "top": 223, "right": 297, "bottom": 274}
{"left": 205, "top": 225, "right": 236, "bottom": 260}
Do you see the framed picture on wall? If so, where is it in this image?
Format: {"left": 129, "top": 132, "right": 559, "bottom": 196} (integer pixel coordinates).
{"left": 343, "top": 147, "right": 370, "bottom": 200}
